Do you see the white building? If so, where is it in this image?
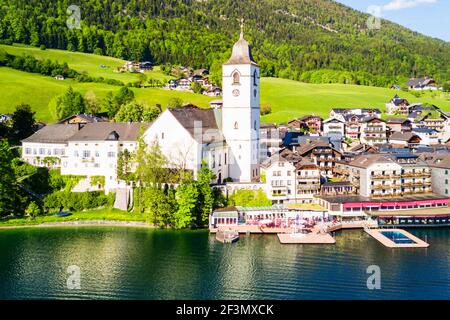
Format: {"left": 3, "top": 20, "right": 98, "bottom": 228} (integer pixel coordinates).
{"left": 145, "top": 31, "right": 260, "bottom": 183}
{"left": 61, "top": 122, "right": 148, "bottom": 192}
{"left": 22, "top": 124, "right": 80, "bottom": 168}
{"left": 323, "top": 117, "right": 345, "bottom": 137}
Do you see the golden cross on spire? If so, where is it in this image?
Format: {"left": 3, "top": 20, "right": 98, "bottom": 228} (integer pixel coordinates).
{"left": 240, "top": 18, "right": 244, "bottom": 39}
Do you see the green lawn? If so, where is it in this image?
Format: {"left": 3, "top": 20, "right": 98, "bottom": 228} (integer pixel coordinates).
{"left": 261, "top": 77, "right": 450, "bottom": 123}
{"left": 0, "top": 43, "right": 171, "bottom": 83}
{"left": 0, "top": 208, "right": 149, "bottom": 226}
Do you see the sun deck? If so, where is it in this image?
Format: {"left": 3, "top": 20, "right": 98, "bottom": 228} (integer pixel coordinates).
{"left": 365, "top": 228, "right": 429, "bottom": 248}
{"left": 278, "top": 232, "right": 335, "bottom": 244}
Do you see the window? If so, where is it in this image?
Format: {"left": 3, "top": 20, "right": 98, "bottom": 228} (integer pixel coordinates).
{"left": 83, "top": 150, "right": 91, "bottom": 158}
{"left": 39, "top": 148, "right": 45, "bottom": 155}
{"left": 232, "top": 71, "right": 240, "bottom": 84}
{"left": 95, "top": 151, "right": 100, "bottom": 157}
{"left": 254, "top": 120, "right": 257, "bottom": 130}
{"left": 74, "top": 151, "right": 79, "bottom": 157}
{"left": 25, "top": 148, "right": 31, "bottom": 155}
{"left": 224, "top": 153, "right": 227, "bottom": 165}
{"left": 107, "top": 152, "right": 115, "bottom": 158}
{"left": 161, "top": 132, "right": 165, "bottom": 139}
{"left": 253, "top": 70, "right": 258, "bottom": 86}
{"left": 234, "top": 122, "right": 239, "bottom": 129}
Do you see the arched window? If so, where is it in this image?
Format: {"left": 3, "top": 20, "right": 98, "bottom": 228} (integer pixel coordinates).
{"left": 232, "top": 71, "right": 240, "bottom": 85}
{"left": 253, "top": 70, "right": 258, "bottom": 86}
{"left": 254, "top": 120, "right": 257, "bottom": 130}
{"left": 234, "top": 121, "right": 239, "bottom": 129}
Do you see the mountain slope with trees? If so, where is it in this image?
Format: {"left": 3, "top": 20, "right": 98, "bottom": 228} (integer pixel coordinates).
{"left": 0, "top": 0, "right": 448, "bottom": 87}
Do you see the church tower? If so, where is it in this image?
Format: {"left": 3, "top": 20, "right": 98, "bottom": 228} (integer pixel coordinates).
{"left": 222, "top": 23, "right": 260, "bottom": 182}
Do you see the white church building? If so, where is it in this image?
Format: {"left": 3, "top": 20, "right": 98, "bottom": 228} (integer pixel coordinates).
{"left": 144, "top": 31, "right": 261, "bottom": 184}
{"left": 21, "top": 31, "right": 263, "bottom": 194}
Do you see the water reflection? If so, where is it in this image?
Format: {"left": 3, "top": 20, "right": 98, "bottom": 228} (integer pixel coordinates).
{"left": 0, "top": 227, "right": 448, "bottom": 299}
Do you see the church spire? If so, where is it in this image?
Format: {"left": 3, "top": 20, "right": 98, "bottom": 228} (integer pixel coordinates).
{"left": 224, "top": 18, "right": 257, "bottom": 65}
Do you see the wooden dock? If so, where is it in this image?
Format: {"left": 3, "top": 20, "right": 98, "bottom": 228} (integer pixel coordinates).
{"left": 278, "top": 231, "right": 335, "bottom": 244}
{"left": 216, "top": 230, "right": 239, "bottom": 243}
{"left": 365, "top": 228, "right": 429, "bottom": 248}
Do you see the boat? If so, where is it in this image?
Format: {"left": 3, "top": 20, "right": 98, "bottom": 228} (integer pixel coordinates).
{"left": 54, "top": 211, "right": 72, "bottom": 217}
{"left": 216, "top": 229, "right": 239, "bottom": 243}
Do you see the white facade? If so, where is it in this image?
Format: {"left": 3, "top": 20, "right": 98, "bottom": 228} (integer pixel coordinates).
{"left": 222, "top": 60, "right": 260, "bottom": 182}
{"left": 323, "top": 118, "right": 345, "bottom": 136}
{"left": 22, "top": 142, "right": 66, "bottom": 168}
{"left": 61, "top": 140, "right": 137, "bottom": 192}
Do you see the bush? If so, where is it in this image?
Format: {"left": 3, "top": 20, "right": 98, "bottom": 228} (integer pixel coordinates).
{"left": 43, "top": 191, "right": 115, "bottom": 212}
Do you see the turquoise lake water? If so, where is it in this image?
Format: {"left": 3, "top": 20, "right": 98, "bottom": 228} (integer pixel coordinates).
{"left": 0, "top": 227, "right": 448, "bottom": 299}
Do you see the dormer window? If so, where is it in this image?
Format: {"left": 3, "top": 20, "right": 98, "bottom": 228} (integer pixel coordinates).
{"left": 232, "top": 71, "right": 240, "bottom": 85}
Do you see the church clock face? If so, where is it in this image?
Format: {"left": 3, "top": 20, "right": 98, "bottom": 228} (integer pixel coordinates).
{"left": 232, "top": 89, "right": 240, "bottom": 97}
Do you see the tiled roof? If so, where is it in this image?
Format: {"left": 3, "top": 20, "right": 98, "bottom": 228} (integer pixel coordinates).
{"left": 68, "top": 122, "right": 150, "bottom": 141}
{"left": 22, "top": 124, "right": 80, "bottom": 143}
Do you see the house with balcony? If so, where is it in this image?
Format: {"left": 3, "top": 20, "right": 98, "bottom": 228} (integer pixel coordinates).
{"left": 291, "top": 140, "right": 342, "bottom": 177}
{"left": 323, "top": 117, "right": 345, "bottom": 137}
{"left": 389, "top": 132, "right": 422, "bottom": 148}
{"left": 260, "top": 148, "right": 321, "bottom": 204}
{"left": 386, "top": 118, "right": 412, "bottom": 133}
{"left": 359, "top": 117, "right": 387, "bottom": 146}
{"left": 337, "top": 153, "right": 432, "bottom": 199}
{"left": 420, "top": 153, "right": 450, "bottom": 197}
{"left": 385, "top": 95, "right": 410, "bottom": 115}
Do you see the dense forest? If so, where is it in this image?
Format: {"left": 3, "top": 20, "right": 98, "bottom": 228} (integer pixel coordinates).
{"left": 0, "top": 0, "right": 448, "bottom": 87}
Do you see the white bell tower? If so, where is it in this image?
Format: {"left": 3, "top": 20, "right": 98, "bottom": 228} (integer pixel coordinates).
{"left": 222, "top": 20, "right": 260, "bottom": 182}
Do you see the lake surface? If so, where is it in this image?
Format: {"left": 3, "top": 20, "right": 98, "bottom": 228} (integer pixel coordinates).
{"left": 0, "top": 227, "right": 448, "bottom": 299}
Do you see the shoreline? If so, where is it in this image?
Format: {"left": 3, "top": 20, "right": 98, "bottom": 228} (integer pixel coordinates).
{"left": 0, "top": 220, "right": 155, "bottom": 230}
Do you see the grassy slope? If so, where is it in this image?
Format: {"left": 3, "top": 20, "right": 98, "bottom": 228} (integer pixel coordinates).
{"left": 0, "top": 67, "right": 213, "bottom": 122}
{"left": 261, "top": 78, "right": 450, "bottom": 123}
{"left": 0, "top": 208, "right": 147, "bottom": 226}
{"left": 1, "top": 44, "right": 449, "bottom": 124}
{"left": 0, "top": 44, "right": 170, "bottom": 83}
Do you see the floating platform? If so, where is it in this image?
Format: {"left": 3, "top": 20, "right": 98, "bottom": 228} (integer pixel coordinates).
{"left": 216, "top": 230, "right": 239, "bottom": 243}
{"left": 365, "top": 228, "right": 429, "bottom": 248}
{"left": 278, "top": 232, "right": 336, "bottom": 244}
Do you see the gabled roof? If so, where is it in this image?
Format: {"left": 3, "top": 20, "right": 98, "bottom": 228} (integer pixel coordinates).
{"left": 168, "top": 105, "right": 224, "bottom": 143}
{"left": 389, "top": 132, "right": 420, "bottom": 142}
{"left": 323, "top": 117, "right": 344, "bottom": 124}
{"left": 57, "top": 114, "right": 108, "bottom": 124}
{"left": 386, "top": 118, "right": 411, "bottom": 124}
{"left": 68, "top": 122, "right": 150, "bottom": 142}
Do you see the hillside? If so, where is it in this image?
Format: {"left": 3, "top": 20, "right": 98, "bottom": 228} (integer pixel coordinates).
{"left": 0, "top": 0, "right": 448, "bottom": 87}
{"left": 1, "top": 44, "right": 449, "bottom": 123}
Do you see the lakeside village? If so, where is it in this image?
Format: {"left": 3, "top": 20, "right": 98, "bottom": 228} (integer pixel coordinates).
{"left": 8, "top": 31, "right": 450, "bottom": 247}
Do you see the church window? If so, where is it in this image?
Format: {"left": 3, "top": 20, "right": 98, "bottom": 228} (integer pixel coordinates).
{"left": 234, "top": 121, "right": 239, "bottom": 129}
{"left": 253, "top": 70, "right": 258, "bottom": 86}
{"left": 232, "top": 71, "right": 240, "bottom": 85}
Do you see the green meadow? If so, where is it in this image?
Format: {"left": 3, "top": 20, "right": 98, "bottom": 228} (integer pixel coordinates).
{"left": 0, "top": 44, "right": 449, "bottom": 124}
{"left": 0, "top": 67, "right": 214, "bottom": 122}
{"left": 0, "top": 43, "right": 171, "bottom": 83}
{"left": 260, "top": 77, "right": 450, "bottom": 123}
